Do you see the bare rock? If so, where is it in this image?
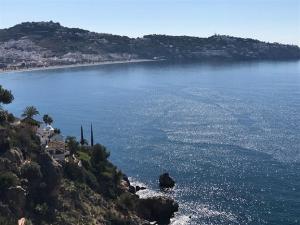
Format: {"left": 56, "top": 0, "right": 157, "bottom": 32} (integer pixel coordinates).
{"left": 136, "top": 186, "right": 146, "bottom": 192}
{"left": 159, "top": 173, "right": 175, "bottom": 188}
{"left": 4, "top": 148, "right": 24, "bottom": 165}
{"left": 137, "top": 197, "right": 179, "bottom": 224}
{"left": 38, "top": 153, "right": 62, "bottom": 196}
{"left": 129, "top": 185, "right": 136, "bottom": 194}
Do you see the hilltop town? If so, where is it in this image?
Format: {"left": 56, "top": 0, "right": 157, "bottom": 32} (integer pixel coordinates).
{"left": 0, "top": 21, "right": 300, "bottom": 72}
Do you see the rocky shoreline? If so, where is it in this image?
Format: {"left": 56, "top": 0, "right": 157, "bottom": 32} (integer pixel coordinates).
{"left": 123, "top": 175, "right": 179, "bottom": 224}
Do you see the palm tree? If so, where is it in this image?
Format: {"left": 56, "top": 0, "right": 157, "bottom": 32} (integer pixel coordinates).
{"left": 22, "top": 106, "right": 39, "bottom": 119}
{"left": 43, "top": 114, "right": 53, "bottom": 125}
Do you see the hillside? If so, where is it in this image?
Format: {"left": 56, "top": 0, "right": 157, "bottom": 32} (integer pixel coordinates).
{"left": 0, "top": 85, "right": 178, "bottom": 225}
{"left": 0, "top": 21, "right": 299, "bottom": 71}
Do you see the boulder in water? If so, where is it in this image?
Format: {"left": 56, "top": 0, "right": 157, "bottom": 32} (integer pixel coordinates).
{"left": 159, "top": 173, "right": 175, "bottom": 188}
{"left": 136, "top": 186, "right": 146, "bottom": 192}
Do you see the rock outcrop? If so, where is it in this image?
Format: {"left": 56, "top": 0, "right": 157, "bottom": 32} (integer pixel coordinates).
{"left": 159, "top": 173, "right": 175, "bottom": 188}
{"left": 38, "top": 153, "right": 62, "bottom": 196}
{"left": 4, "top": 148, "right": 24, "bottom": 165}
{"left": 136, "top": 185, "right": 146, "bottom": 192}
{"left": 137, "top": 197, "right": 179, "bottom": 224}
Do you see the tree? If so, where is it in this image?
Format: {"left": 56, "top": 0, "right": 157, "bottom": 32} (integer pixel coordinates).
{"left": 22, "top": 106, "right": 39, "bottom": 119}
{"left": 90, "top": 144, "right": 110, "bottom": 167}
{"left": 43, "top": 114, "right": 53, "bottom": 125}
{"left": 80, "top": 125, "right": 84, "bottom": 145}
{"left": 0, "top": 172, "right": 19, "bottom": 192}
{"left": 0, "top": 85, "right": 14, "bottom": 105}
{"left": 0, "top": 86, "right": 14, "bottom": 123}
{"left": 90, "top": 123, "right": 94, "bottom": 147}
{"left": 54, "top": 128, "right": 61, "bottom": 134}
{"left": 65, "top": 136, "right": 79, "bottom": 155}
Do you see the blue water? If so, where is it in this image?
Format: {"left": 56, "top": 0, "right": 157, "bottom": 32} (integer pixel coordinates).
{"left": 0, "top": 61, "right": 299, "bottom": 225}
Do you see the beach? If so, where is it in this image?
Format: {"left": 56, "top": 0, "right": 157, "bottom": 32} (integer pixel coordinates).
{"left": 0, "top": 59, "right": 157, "bottom": 74}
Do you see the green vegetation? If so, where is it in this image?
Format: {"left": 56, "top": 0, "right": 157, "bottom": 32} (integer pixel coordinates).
{"left": 0, "top": 86, "right": 136, "bottom": 225}
{"left": 0, "top": 84, "right": 178, "bottom": 225}
{"left": 20, "top": 162, "right": 43, "bottom": 181}
{"left": 22, "top": 106, "right": 39, "bottom": 119}
{"left": 0, "top": 86, "right": 14, "bottom": 125}
{"left": 0, "top": 85, "right": 14, "bottom": 105}
{"left": 65, "top": 136, "right": 79, "bottom": 155}
{"left": 42, "top": 114, "right": 53, "bottom": 125}
{"left": 0, "top": 172, "right": 19, "bottom": 191}
{"left": 63, "top": 141, "right": 122, "bottom": 198}
{"left": 1, "top": 21, "right": 299, "bottom": 72}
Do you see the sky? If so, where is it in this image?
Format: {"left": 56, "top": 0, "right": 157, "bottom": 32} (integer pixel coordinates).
{"left": 0, "top": 0, "right": 299, "bottom": 45}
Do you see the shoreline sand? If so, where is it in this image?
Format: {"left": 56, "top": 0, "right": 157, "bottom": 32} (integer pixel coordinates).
{"left": 0, "top": 59, "right": 158, "bottom": 74}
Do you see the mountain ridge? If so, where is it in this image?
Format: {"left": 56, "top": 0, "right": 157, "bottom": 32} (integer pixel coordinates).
{"left": 0, "top": 21, "right": 299, "bottom": 71}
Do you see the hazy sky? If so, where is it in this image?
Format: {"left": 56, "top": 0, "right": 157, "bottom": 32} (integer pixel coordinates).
{"left": 1, "top": 0, "right": 299, "bottom": 45}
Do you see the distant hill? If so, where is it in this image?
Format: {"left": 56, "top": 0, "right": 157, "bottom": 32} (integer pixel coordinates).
{"left": 0, "top": 21, "right": 299, "bottom": 70}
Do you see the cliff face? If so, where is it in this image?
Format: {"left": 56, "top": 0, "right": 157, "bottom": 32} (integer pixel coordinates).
{"left": 0, "top": 112, "right": 178, "bottom": 225}
{"left": 0, "top": 21, "right": 299, "bottom": 70}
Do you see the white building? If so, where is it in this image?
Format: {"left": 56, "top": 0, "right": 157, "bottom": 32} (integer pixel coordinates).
{"left": 36, "top": 124, "right": 55, "bottom": 145}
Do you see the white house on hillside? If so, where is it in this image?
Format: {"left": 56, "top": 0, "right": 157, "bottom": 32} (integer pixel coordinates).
{"left": 36, "top": 124, "right": 55, "bottom": 145}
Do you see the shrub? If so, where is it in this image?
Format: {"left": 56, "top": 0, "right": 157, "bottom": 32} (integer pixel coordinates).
{"left": 0, "top": 172, "right": 19, "bottom": 192}
{"left": 0, "top": 216, "right": 16, "bottom": 225}
{"left": 63, "top": 162, "right": 84, "bottom": 182}
{"left": 0, "top": 111, "right": 7, "bottom": 123}
{"left": 84, "top": 169, "right": 99, "bottom": 190}
{"left": 21, "top": 162, "right": 42, "bottom": 181}
{"left": 65, "top": 136, "right": 79, "bottom": 155}
{"left": 117, "top": 192, "right": 137, "bottom": 210}
{"left": 90, "top": 144, "right": 110, "bottom": 168}
{"left": 77, "top": 151, "right": 91, "bottom": 169}
{"left": 63, "top": 161, "right": 99, "bottom": 191}
{"left": 34, "top": 203, "right": 49, "bottom": 216}
{"left": 54, "top": 128, "right": 60, "bottom": 134}
{"left": 105, "top": 211, "right": 131, "bottom": 225}
{"left": 10, "top": 126, "right": 41, "bottom": 156}
{"left": 0, "top": 130, "right": 10, "bottom": 153}
{"left": 7, "top": 113, "right": 15, "bottom": 123}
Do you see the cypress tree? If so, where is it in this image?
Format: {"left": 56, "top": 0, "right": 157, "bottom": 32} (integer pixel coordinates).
{"left": 80, "top": 125, "right": 84, "bottom": 145}
{"left": 91, "top": 123, "right": 94, "bottom": 147}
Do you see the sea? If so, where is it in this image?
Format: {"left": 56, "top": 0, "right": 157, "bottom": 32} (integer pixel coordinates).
{"left": 0, "top": 60, "right": 299, "bottom": 225}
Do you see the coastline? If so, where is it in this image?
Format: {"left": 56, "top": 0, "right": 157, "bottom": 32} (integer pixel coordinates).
{"left": 0, "top": 59, "right": 158, "bottom": 74}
